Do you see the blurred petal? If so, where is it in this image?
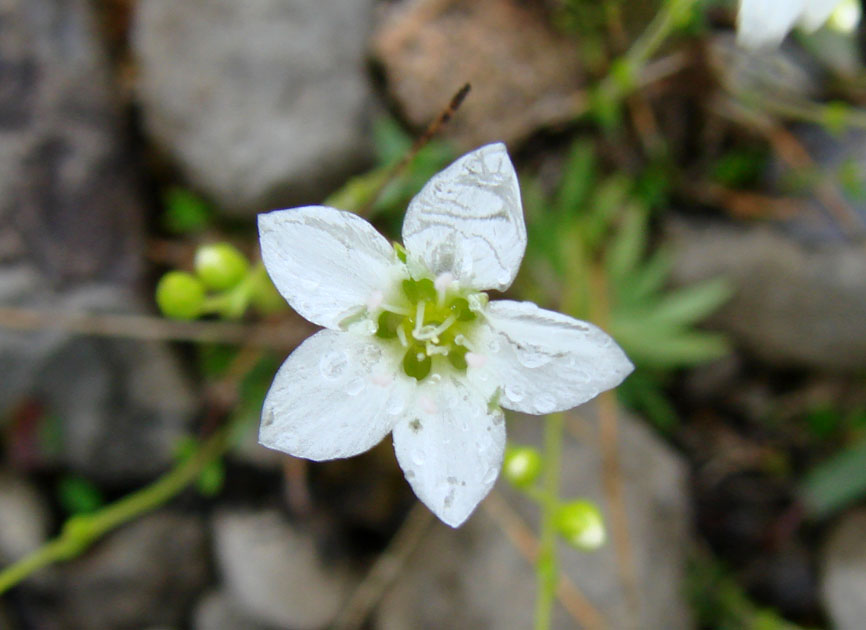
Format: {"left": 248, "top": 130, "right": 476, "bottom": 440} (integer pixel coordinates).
{"left": 392, "top": 376, "right": 506, "bottom": 527}
{"left": 737, "top": 0, "right": 807, "bottom": 48}
{"left": 402, "top": 143, "right": 526, "bottom": 292}
{"left": 800, "top": 0, "right": 843, "bottom": 30}
{"left": 259, "top": 206, "right": 398, "bottom": 329}
{"left": 476, "top": 300, "right": 633, "bottom": 415}
{"left": 261, "top": 330, "right": 411, "bottom": 461}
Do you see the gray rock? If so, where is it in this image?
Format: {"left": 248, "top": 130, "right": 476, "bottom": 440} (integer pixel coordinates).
{"left": 132, "top": 0, "right": 376, "bottom": 215}
{"left": 820, "top": 510, "right": 866, "bottom": 630}
{"left": 377, "top": 402, "right": 692, "bottom": 630}
{"left": 665, "top": 217, "right": 866, "bottom": 371}
{"left": 0, "top": 472, "right": 50, "bottom": 564}
{"left": 0, "top": 0, "right": 195, "bottom": 481}
{"left": 60, "top": 512, "right": 209, "bottom": 630}
{"left": 0, "top": 0, "right": 143, "bottom": 285}
{"left": 372, "top": 0, "right": 586, "bottom": 149}
{"left": 194, "top": 591, "right": 272, "bottom": 630}
{"left": 213, "top": 509, "right": 354, "bottom": 630}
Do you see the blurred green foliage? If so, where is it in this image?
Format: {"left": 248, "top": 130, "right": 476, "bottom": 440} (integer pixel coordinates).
{"left": 520, "top": 139, "right": 731, "bottom": 429}
{"left": 57, "top": 475, "right": 105, "bottom": 516}
{"left": 687, "top": 548, "right": 817, "bottom": 630}
{"left": 325, "top": 117, "right": 455, "bottom": 230}
{"left": 161, "top": 187, "right": 213, "bottom": 235}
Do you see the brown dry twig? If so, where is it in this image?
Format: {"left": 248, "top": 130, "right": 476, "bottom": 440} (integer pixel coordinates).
{"left": 0, "top": 306, "right": 312, "bottom": 349}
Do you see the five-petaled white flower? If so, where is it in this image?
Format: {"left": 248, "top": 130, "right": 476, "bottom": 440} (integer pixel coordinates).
{"left": 737, "top": 0, "right": 848, "bottom": 48}
{"left": 258, "top": 144, "right": 633, "bottom": 527}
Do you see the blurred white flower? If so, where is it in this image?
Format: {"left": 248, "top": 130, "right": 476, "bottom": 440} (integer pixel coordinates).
{"left": 257, "top": 143, "right": 633, "bottom": 527}
{"left": 737, "top": 0, "right": 854, "bottom": 48}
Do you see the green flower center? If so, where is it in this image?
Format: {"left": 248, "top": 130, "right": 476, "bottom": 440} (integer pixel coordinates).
{"left": 374, "top": 274, "right": 485, "bottom": 381}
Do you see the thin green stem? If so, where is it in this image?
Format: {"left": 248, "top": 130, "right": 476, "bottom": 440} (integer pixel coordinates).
{"left": 0, "top": 425, "right": 231, "bottom": 594}
{"left": 533, "top": 412, "right": 565, "bottom": 630}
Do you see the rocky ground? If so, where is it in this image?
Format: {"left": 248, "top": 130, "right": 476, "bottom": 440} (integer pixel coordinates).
{"left": 1, "top": 0, "right": 866, "bottom": 629}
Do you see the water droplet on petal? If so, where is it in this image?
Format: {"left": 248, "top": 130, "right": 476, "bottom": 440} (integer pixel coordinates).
{"left": 496, "top": 271, "right": 511, "bottom": 286}
{"left": 504, "top": 383, "right": 525, "bottom": 403}
{"left": 411, "top": 449, "right": 426, "bottom": 466}
{"left": 428, "top": 373, "right": 442, "bottom": 385}
{"left": 319, "top": 350, "right": 348, "bottom": 380}
{"left": 515, "top": 345, "right": 553, "bottom": 369}
{"left": 302, "top": 278, "right": 320, "bottom": 291}
{"left": 346, "top": 377, "right": 365, "bottom": 396}
{"left": 487, "top": 338, "right": 501, "bottom": 354}
{"left": 483, "top": 466, "right": 499, "bottom": 484}
{"left": 534, "top": 394, "right": 557, "bottom": 414}
{"left": 386, "top": 396, "right": 405, "bottom": 415}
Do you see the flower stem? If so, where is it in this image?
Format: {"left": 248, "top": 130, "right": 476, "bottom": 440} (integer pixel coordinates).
{"left": 533, "top": 412, "right": 565, "bottom": 630}
{"left": 0, "top": 424, "right": 231, "bottom": 594}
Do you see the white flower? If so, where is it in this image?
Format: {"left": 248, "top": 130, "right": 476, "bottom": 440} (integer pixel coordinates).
{"left": 737, "top": 0, "right": 849, "bottom": 48}
{"left": 257, "top": 143, "right": 633, "bottom": 527}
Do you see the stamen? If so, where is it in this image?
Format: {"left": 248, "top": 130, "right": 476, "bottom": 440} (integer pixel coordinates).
{"left": 382, "top": 303, "right": 411, "bottom": 316}
{"left": 413, "top": 302, "right": 426, "bottom": 337}
{"left": 435, "top": 273, "right": 453, "bottom": 305}
{"left": 396, "top": 325, "right": 409, "bottom": 348}
{"left": 431, "top": 313, "right": 458, "bottom": 337}
{"left": 426, "top": 342, "right": 449, "bottom": 356}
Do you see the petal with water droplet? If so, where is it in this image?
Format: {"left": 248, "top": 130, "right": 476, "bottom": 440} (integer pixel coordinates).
{"left": 476, "top": 300, "right": 634, "bottom": 415}
{"left": 261, "top": 330, "right": 412, "bottom": 460}
{"left": 259, "top": 205, "right": 399, "bottom": 329}
{"left": 401, "top": 143, "right": 526, "bottom": 292}
{"left": 392, "top": 376, "right": 505, "bottom": 527}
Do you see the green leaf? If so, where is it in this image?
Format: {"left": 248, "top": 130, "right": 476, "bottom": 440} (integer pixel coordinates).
{"left": 643, "top": 277, "right": 733, "bottom": 328}
{"left": 554, "top": 140, "right": 596, "bottom": 217}
{"left": 800, "top": 437, "right": 866, "bottom": 519}
{"left": 57, "top": 476, "right": 104, "bottom": 516}
{"left": 614, "top": 248, "right": 673, "bottom": 306}
{"left": 614, "top": 324, "right": 730, "bottom": 368}
{"left": 617, "top": 371, "right": 679, "bottom": 432}
{"left": 606, "top": 204, "right": 648, "bottom": 281}
{"left": 161, "top": 188, "right": 212, "bottom": 234}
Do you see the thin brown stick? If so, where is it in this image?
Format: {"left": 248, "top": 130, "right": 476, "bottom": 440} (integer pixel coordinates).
{"left": 589, "top": 265, "right": 640, "bottom": 629}
{"left": 0, "top": 306, "right": 311, "bottom": 349}
{"left": 332, "top": 502, "right": 434, "bottom": 630}
{"left": 358, "top": 83, "right": 471, "bottom": 216}
{"left": 483, "top": 491, "right": 608, "bottom": 630}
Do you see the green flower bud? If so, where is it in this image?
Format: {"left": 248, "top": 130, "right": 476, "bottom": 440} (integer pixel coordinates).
{"left": 194, "top": 242, "right": 249, "bottom": 291}
{"left": 502, "top": 445, "right": 542, "bottom": 488}
{"left": 554, "top": 500, "right": 606, "bottom": 551}
{"left": 156, "top": 271, "right": 206, "bottom": 320}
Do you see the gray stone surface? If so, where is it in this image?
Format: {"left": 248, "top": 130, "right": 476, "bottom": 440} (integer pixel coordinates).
{"left": 212, "top": 509, "right": 354, "bottom": 630}
{"left": 60, "top": 512, "right": 209, "bottom": 630}
{"left": 373, "top": 0, "right": 586, "bottom": 149}
{"left": 132, "top": 0, "right": 376, "bottom": 215}
{"left": 376, "top": 402, "right": 692, "bottom": 630}
{"left": 0, "top": 0, "right": 195, "bottom": 481}
{"left": 665, "top": 217, "right": 866, "bottom": 371}
{"left": 194, "top": 591, "right": 272, "bottom": 630}
{"left": 820, "top": 510, "right": 866, "bottom": 630}
{"left": 0, "top": 472, "right": 50, "bottom": 564}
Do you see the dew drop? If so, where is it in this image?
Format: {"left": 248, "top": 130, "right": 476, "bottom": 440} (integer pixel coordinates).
{"left": 487, "top": 338, "right": 501, "bottom": 354}
{"left": 386, "top": 396, "right": 405, "bottom": 416}
{"left": 301, "top": 278, "right": 320, "bottom": 291}
{"left": 504, "top": 383, "right": 525, "bottom": 403}
{"left": 496, "top": 271, "right": 511, "bottom": 286}
{"left": 428, "top": 373, "right": 442, "bottom": 385}
{"left": 346, "top": 377, "right": 365, "bottom": 396}
{"left": 515, "top": 345, "right": 553, "bottom": 369}
{"left": 483, "top": 466, "right": 499, "bottom": 484}
{"left": 534, "top": 393, "right": 557, "bottom": 414}
{"left": 411, "top": 449, "right": 426, "bottom": 466}
{"left": 319, "top": 350, "right": 348, "bottom": 380}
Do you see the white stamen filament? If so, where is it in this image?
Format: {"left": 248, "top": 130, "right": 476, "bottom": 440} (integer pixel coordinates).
{"left": 396, "top": 325, "right": 409, "bottom": 348}
{"left": 382, "top": 303, "right": 411, "bottom": 316}
{"left": 426, "top": 342, "right": 449, "bottom": 356}
{"left": 431, "top": 313, "right": 458, "bottom": 337}
{"left": 413, "top": 301, "right": 426, "bottom": 337}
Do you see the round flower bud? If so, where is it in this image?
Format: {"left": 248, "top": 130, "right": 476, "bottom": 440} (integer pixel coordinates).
{"left": 194, "top": 242, "right": 249, "bottom": 291}
{"left": 503, "top": 445, "right": 543, "bottom": 488}
{"left": 156, "top": 271, "right": 206, "bottom": 320}
{"left": 554, "top": 500, "right": 606, "bottom": 551}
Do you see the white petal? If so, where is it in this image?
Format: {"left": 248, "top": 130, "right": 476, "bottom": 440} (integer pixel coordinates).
{"left": 401, "top": 143, "right": 526, "bottom": 292}
{"left": 799, "top": 0, "right": 843, "bottom": 30}
{"left": 260, "top": 330, "right": 411, "bottom": 461}
{"left": 392, "top": 376, "right": 506, "bottom": 527}
{"left": 259, "top": 206, "right": 398, "bottom": 330}
{"left": 737, "top": 0, "right": 807, "bottom": 48}
{"left": 476, "top": 300, "right": 633, "bottom": 415}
